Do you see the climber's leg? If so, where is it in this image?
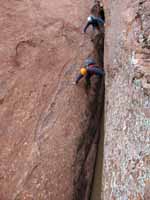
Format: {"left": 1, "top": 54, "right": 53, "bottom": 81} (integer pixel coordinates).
{"left": 85, "top": 73, "right": 92, "bottom": 88}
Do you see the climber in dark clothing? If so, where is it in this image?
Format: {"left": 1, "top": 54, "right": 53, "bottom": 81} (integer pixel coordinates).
{"left": 75, "top": 58, "right": 104, "bottom": 86}
{"left": 83, "top": 15, "right": 104, "bottom": 33}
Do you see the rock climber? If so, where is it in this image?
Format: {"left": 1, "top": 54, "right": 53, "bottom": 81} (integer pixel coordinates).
{"left": 75, "top": 58, "right": 104, "bottom": 86}
{"left": 83, "top": 15, "right": 104, "bottom": 33}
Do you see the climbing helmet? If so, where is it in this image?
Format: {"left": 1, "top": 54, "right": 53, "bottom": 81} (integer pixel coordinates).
{"left": 87, "top": 16, "right": 93, "bottom": 22}
{"left": 80, "top": 68, "right": 87, "bottom": 75}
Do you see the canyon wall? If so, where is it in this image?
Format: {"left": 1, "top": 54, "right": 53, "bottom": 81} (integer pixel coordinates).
{"left": 0, "top": 1, "right": 103, "bottom": 199}
{"left": 102, "top": 0, "right": 150, "bottom": 199}
{"left": 0, "top": 0, "right": 149, "bottom": 200}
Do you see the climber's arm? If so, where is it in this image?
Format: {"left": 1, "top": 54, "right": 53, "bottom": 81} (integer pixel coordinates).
{"left": 97, "top": 17, "right": 104, "bottom": 25}
{"left": 75, "top": 74, "right": 84, "bottom": 84}
{"left": 87, "top": 67, "right": 105, "bottom": 76}
{"left": 83, "top": 22, "right": 91, "bottom": 33}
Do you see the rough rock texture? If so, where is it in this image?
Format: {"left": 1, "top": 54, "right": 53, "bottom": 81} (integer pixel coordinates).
{"left": 102, "top": 0, "right": 150, "bottom": 199}
{"left": 0, "top": 1, "right": 104, "bottom": 199}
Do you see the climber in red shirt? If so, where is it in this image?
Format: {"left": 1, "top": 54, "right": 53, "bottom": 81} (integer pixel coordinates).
{"left": 75, "top": 58, "right": 104, "bottom": 86}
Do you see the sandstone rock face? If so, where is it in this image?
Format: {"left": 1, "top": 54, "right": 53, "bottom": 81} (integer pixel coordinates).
{"left": 0, "top": 1, "right": 103, "bottom": 199}
{"left": 102, "top": 0, "right": 150, "bottom": 199}
{"left": 1, "top": 0, "right": 149, "bottom": 199}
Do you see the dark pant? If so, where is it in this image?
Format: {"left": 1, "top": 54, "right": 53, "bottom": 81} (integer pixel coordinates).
{"left": 85, "top": 73, "right": 92, "bottom": 87}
